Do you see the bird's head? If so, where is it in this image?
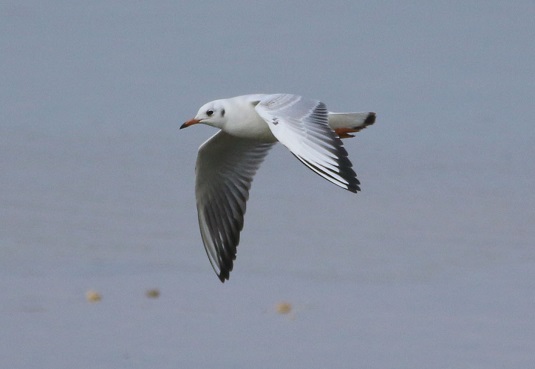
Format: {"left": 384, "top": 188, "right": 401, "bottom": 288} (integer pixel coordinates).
{"left": 181, "top": 100, "right": 228, "bottom": 130}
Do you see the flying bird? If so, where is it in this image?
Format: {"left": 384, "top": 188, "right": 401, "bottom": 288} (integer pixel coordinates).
{"left": 181, "top": 94, "right": 376, "bottom": 282}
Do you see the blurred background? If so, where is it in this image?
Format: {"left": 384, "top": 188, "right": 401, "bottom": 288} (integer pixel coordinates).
{"left": 1, "top": 1, "right": 534, "bottom": 368}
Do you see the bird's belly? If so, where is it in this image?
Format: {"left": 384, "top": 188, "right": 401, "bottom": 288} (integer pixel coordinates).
{"left": 223, "top": 118, "right": 277, "bottom": 143}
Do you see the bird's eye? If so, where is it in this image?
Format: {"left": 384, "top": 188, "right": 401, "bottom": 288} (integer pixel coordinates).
{"left": 206, "top": 109, "right": 214, "bottom": 117}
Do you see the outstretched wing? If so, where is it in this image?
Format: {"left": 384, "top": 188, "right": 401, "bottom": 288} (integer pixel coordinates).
{"left": 195, "top": 131, "right": 274, "bottom": 282}
{"left": 254, "top": 94, "right": 360, "bottom": 192}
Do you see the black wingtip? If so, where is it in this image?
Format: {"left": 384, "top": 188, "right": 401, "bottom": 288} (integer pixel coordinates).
{"left": 346, "top": 182, "right": 361, "bottom": 193}
{"left": 217, "top": 270, "right": 230, "bottom": 283}
{"left": 344, "top": 173, "right": 361, "bottom": 193}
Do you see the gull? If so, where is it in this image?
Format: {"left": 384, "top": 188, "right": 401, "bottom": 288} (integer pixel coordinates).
{"left": 181, "top": 94, "right": 376, "bottom": 282}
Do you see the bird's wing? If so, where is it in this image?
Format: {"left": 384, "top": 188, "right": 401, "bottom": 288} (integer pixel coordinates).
{"left": 195, "top": 131, "right": 274, "bottom": 282}
{"left": 254, "top": 94, "right": 360, "bottom": 192}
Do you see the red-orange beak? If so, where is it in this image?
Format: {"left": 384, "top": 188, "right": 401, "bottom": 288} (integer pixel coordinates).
{"left": 180, "top": 118, "right": 201, "bottom": 129}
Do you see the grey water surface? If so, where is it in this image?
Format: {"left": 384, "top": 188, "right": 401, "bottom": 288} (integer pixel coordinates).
{"left": 1, "top": 1, "right": 534, "bottom": 368}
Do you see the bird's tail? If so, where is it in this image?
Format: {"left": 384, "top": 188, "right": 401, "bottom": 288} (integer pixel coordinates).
{"left": 328, "top": 112, "right": 376, "bottom": 138}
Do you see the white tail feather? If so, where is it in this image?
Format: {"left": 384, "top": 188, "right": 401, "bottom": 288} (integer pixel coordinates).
{"left": 328, "top": 112, "right": 376, "bottom": 130}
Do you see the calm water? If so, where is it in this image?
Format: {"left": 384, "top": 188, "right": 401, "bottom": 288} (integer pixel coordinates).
{"left": 1, "top": 1, "right": 534, "bottom": 368}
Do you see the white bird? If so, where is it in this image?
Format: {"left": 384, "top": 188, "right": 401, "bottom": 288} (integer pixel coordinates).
{"left": 181, "top": 94, "right": 376, "bottom": 282}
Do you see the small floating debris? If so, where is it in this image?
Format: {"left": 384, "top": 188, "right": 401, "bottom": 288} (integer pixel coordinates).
{"left": 145, "top": 288, "right": 160, "bottom": 299}
{"left": 86, "top": 290, "right": 102, "bottom": 303}
{"left": 275, "top": 302, "right": 292, "bottom": 315}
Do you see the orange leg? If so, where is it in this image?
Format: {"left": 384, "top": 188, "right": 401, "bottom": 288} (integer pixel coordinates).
{"left": 335, "top": 128, "right": 358, "bottom": 139}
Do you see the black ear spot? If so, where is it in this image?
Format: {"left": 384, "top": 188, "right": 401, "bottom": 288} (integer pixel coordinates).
{"left": 221, "top": 109, "right": 225, "bottom": 117}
